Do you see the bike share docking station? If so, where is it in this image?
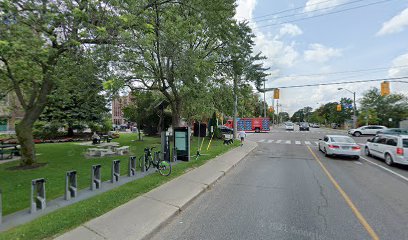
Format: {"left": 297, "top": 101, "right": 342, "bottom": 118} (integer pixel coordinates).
{"left": 91, "top": 164, "right": 102, "bottom": 190}
{"left": 173, "top": 127, "right": 191, "bottom": 161}
{"left": 30, "top": 178, "right": 46, "bottom": 213}
{"left": 111, "top": 160, "right": 120, "bottom": 183}
{"left": 65, "top": 170, "right": 77, "bottom": 200}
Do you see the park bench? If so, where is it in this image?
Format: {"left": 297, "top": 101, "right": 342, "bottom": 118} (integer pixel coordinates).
{"left": 115, "top": 146, "right": 130, "bottom": 155}
{"left": 87, "top": 148, "right": 115, "bottom": 157}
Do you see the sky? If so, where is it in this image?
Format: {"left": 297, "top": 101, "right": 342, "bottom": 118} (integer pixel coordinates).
{"left": 235, "top": 0, "right": 408, "bottom": 115}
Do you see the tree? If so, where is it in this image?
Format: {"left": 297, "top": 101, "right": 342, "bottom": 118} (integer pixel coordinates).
{"left": 112, "top": 0, "right": 238, "bottom": 128}
{"left": 1, "top": 0, "right": 121, "bottom": 165}
{"left": 40, "top": 54, "right": 108, "bottom": 136}
{"left": 359, "top": 88, "right": 408, "bottom": 127}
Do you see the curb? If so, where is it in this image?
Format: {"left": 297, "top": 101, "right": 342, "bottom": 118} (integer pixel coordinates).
{"left": 141, "top": 141, "right": 257, "bottom": 240}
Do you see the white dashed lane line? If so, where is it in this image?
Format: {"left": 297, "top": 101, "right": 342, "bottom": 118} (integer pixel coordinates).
{"left": 360, "top": 156, "right": 408, "bottom": 183}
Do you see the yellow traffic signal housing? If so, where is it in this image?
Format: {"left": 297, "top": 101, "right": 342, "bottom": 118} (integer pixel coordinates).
{"left": 269, "top": 106, "right": 274, "bottom": 113}
{"left": 337, "top": 104, "right": 342, "bottom": 111}
{"left": 273, "top": 88, "right": 280, "bottom": 99}
{"left": 381, "top": 81, "right": 390, "bottom": 96}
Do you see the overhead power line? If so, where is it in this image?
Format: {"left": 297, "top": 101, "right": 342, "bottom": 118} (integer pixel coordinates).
{"left": 253, "top": 0, "right": 368, "bottom": 24}
{"left": 255, "top": 0, "right": 393, "bottom": 29}
{"left": 249, "top": 0, "right": 339, "bottom": 20}
{"left": 268, "top": 65, "right": 408, "bottom": 79}
{"left": 260, "top": 76, "right": 408, "bottom": 92}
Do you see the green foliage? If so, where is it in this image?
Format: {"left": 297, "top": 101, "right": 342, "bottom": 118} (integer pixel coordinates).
{"left": 359, "top": 88, "right": 408, "bottom": 127}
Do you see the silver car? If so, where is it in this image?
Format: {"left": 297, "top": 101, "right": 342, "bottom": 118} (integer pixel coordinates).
{"left": 365, "top": 134, "right": 408, "bottom": 166}
{"left": 318, "top": 135, "right": 361, "bottom": 159}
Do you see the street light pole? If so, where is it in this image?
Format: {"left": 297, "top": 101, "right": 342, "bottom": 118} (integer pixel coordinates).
{"left": 338, "top": 88, "right": 357, "bottom": 129}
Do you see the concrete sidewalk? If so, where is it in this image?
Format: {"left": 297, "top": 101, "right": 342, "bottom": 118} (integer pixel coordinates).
{"left": 55, "top": 141, "right": 257, "bottom": 240}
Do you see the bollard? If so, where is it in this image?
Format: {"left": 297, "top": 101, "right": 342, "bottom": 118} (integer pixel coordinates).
{"left": 90, "top": 164, "right": 102, "bottom": 190}
{"left": 30, "top": 178, "right": 46, "bottom": 213}
{"left": 0, "top": 188, "right": 2, "bottom": 224}
{"left": 65, "top": 171, "right": 77, "bottom": 200}
{"left": 172, "top": 147, "right": 177, "bottom": 162}
{"left": 128, "top": 156, "right": 136, "bottom": 176}
{"left": 111, "top": 160, "right": 120, "bottom": 183}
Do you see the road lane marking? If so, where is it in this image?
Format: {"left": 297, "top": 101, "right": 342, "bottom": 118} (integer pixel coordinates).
{"left": 354, "top": 161, "right": 363, "bottom": 165}
{"left": 307, "top": 146, "right": 379, "bottom": 240}
{"left": 276, "top": 140, "right": 282, "bottom": 143}
{"left": 305, "top": 141, "right": 311, "bottom": 145}
{"left": 360, "top": 156, "right": 408, "bottom": 183}
{"left": 267, "top": 139, "right": 274, "bottom": 143}
{"left": 258, "top": 139, "right": 266, "bottom": 143}
{"left": 285, "top": 140, "right": 291, "bottom": 144}
{"left": 295, "top": 141, "right": 301, "bottom": 145}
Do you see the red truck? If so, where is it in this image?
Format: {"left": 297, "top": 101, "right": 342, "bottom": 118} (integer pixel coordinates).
{"left": 225, "top": 118, "right": 270, "bottom": 133}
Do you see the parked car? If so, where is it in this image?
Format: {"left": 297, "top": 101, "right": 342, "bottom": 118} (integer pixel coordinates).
{"left": 299, "top": 122, "right": 309, "bottom": 131}
{"left": 310, "top": 123, "right": 320, "bottom": 128}
{"left": 348, "top": 125, "right": 387, "bottom": 137}
{"left": 331, "top": 123, "right": 340, "bottom": 129}
{"left": 285, "top": 122, "right": 294, "bottom": 131}
{"left": 376, "top": 128, "right": 408, "bottom": 135}
{"left": 365, "top": 134, "right": 408, "bottom": 166}
{"left": 318, "top": 135, "right": 361, "bottom": 159}
{"left": 218, "top": 125, "right": 233, "bottom": 134}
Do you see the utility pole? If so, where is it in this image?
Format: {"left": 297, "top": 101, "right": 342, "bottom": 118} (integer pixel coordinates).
{"left": 271, "top": 97, "right": 275, "bottom": 125}
{"left": 233, "top": 76, "right": 238, "bottom": 139}
{"left": 276, "top": 99, "right": 279, "bottom": 124}
{"left": 263, "top": 80, "right": 266, "bottom": 118}
{"left": 353, "top": 91, "right": 357, "bottom": 129}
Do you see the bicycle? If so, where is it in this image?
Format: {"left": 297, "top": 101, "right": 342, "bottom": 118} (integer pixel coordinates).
{"left": 139, "top": 147, "right": 172, "bottom": 176}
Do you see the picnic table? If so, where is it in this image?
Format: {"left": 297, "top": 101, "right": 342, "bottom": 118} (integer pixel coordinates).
{"left": 0, "top": 144, "right": 20, "bottom": 160}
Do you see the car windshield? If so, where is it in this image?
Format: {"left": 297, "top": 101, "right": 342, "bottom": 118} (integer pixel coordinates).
{"left": 286, "top": 123, "right": 293, "bottom": 126}
{"left": 330, "top": 137, "right": 355, "bottom": 143}
{"left": 403, "top": 139, "right": 408, "bottom": 148}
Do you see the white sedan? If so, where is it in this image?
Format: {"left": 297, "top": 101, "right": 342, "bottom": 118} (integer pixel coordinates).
{"left": 318, "top": 135, "right": 361, "bottom": 159}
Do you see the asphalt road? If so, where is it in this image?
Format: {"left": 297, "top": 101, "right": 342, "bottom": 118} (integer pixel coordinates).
{"left": 150, "top": 126, "right": 408, "bottom": 240}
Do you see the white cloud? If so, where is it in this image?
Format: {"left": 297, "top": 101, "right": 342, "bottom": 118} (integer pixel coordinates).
{"left": 255, "top": 34, "right": 299, "bottom": 67}
{"left": 235, "top": 0, "right": 257, "bottom": 20}
{"left": 304, "top": 0, "right": 344, "bottom": 12}
{"left": 277, "top": 24, "right": 303, "bottom": 38}
{"left": 388, "top": 52, "right": 408, "bottom": 77}
{"left": 304, "top": 43, "right": 342, "bottom": 63}
{"left": 377, "top": 7, "right": 408, "bottom": 36}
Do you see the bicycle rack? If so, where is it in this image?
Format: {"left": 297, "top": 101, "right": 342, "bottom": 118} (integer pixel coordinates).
{"left": 65, "top": 170, "right": 77, "bottom": 200}
{"left": 30, "top": 178, "right": 46, "bottom": 213}
{"left": 111, "top": 160, "right": 120, "bottom": 183}
{"left": 141, "top": 154, "right": 146, "bottom": 173}
{"left": 91, "top": 164, "right": 102, "bottom": 190}
{"left": 128, "top": 156, "right": 136, "bottom": 176}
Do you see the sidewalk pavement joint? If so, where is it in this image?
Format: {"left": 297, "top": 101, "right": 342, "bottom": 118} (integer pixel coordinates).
{"left": 55, "top": 140, "right": 257, "bottom": 240}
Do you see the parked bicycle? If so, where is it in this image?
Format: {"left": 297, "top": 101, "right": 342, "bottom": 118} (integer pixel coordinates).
{"left": 139, "top": 147, "right": 172, "bottom": 176}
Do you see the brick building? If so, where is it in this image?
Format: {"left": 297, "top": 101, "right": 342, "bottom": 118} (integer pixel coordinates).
{"left": 112, "top": 95, "right": 132, "bottom": 126}
{"left": 0, "top": 93, "right": 24, "bottom": 132}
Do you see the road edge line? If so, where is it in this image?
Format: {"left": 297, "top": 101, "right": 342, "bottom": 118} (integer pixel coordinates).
{"left": 360, "top": 156, "right": 408, "bottom": 183}
{"left": 307, "top": 146, "right": 379, "bottom": 240}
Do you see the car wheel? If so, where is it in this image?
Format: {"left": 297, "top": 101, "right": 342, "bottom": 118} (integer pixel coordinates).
{"left": 354, "top": 131, "right": 361, "bottom": 137}
{"left": 385, "top": 154, "right": 394, "bottom": 166}
{"left": 354, "top": 156, "right": 360, "bottom": 160}
{"left": 364, "top": 147, "right": 371, "bottom": 156}
{"left": 255, "top": 128, "right": 260, "bottom": 133}
{"left": 324, "top": 148, "right": 329, "bottom": 157}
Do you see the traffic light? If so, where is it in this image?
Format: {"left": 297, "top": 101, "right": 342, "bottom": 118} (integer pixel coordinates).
{"left": 273, "top": 88, "right": 280, "bottom": 99}
{"left": 336, "top": 104, "right": 342, "bottom": 111}
{"left": 269, "top": 106, "right": 274, "bottom": 113}
{"left": 381, "top": 81, "right": 390, "bottom": 96}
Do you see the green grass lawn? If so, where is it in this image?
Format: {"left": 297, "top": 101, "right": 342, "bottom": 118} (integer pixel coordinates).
{"left": 0, "top": 133, "right": 161, "bottom": 215}
{"left": 0, "top": 135, "right": 238, "bottom": 240}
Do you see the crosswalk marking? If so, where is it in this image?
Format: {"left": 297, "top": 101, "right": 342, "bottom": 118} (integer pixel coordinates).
{"left": 267, "top": 139, "right": 274, "bottom": 143}
{"left": 257, "top": 139, "right": 321, "bottom": 147}
{"left": 315, "top": 141, "right": 319, "bottom": 145}
{"left": 258, "top": 139, "right": 266, "bottom": 142}
{"left": 305, "top": 141, "right": 311, "bottom": 145}
{"left": 295, "top": 141, "right": 301, "bottom": 145}
{"left": 285, "top": 140, "right": 291, "bottom": 144}
{"left": 275, "top": 140, "right": 282, "bottom": 143}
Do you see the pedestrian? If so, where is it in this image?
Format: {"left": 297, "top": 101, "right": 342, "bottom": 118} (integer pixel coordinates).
{"left": 239, "top": 130, "right": 246, "bottom": 146}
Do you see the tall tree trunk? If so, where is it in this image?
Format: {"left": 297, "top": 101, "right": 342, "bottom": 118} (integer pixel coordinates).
{"left": 15, "top": 119, "right": 36, "bottom": 166}
{"left": 67, "top": 123, "right": 74, "bottom": 137}
{"left": 170, "top": 101, "right": 182, "bottom": 128}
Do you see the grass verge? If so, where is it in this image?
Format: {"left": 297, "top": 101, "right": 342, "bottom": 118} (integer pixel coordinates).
{"left": 0, "top": 138, "right": 239, "bottom": 240}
